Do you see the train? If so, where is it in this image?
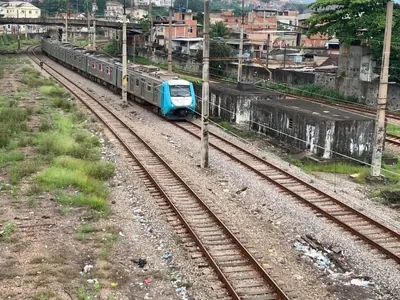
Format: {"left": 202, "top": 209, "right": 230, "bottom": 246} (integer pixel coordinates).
{"left": 40, "top": 38, "right": 196, "bottom": 120}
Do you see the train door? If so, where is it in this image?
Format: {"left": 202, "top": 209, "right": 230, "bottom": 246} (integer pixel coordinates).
{"left": 140, "top": 79, "right": 145, "bottom": 97}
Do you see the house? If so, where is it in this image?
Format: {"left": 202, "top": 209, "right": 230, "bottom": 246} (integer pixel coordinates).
{"left": 298, "top": 13, "right": 330, "bottom": 48}
{"left": 0, "top": 1, "right": 42, "bottom": 34}
{"left": 153, "top": 10, "right": 198, "bottom": 53}
{"left": 171, "top": 37, "right": 202, "bottom": 55}
{"left": 105, "top": 1, "right": 123, "bottom": 21}
{"left": 56, "top": 12, "right": 86, "bottom": 20}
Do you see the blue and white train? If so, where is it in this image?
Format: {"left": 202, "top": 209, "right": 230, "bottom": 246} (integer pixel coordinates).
{"left": 41, "top": 38, "right": 196, "bottom": 120}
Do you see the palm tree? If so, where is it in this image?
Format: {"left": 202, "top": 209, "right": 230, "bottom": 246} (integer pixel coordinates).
{"left": 211, "top": 21, "right": 229, "bottom": 38}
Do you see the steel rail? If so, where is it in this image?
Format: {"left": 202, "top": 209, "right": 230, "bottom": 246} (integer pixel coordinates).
{"left": 172, "top": 121, "right": 400, "bottom": 264}
{"left": 28, "top": 46, "right": 290, "bottom": 300}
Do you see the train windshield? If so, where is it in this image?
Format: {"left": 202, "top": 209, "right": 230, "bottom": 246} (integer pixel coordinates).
{"left": 170, "top": 85, "right": 191, "bottom": 97}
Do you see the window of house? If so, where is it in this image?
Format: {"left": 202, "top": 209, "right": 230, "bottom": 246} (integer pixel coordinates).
{"left": 29, "top": 10, "right": 31, "bottom": 14}
{"left": 286, "top": 118, "right": 293, "bottom": 129}
{"left": 188, "top": 26, "right": 192, "bottom": 33}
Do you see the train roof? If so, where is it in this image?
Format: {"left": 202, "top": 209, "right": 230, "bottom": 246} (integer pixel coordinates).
{"left": 167, "top": 79, "right": 191, "bottom": 85}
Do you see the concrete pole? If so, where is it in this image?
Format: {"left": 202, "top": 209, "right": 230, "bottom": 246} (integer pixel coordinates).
{"left": 93, "top": 18, "right": 96, "bottom": 50}
{"left": 201, "top": 0, "right": 210, "bottom": 168}
{"left": 168, "top": 4, "right": 173, "bottom": 72}
{"left": 237, "top": 0, "right": 244, "bottom": 83}
{"left": 92, "top": 1, "right": 97, "bottom": 51}
{"left": 87, "top": 6, "right": 91, "bottom": 47}
{"left": 371, "top": 0, "right": 393, "bottom": 177}
{"left": 122, "top": 1, "right": 128, "bottom": 106}
{"left": 65, "top": 15, "right": 68, "bottom": 42}
{"left": 149, "top": 0, "right": 153, "bottom": 47}
{"left": 133, "top": 35, "right": 136, "bottom": 63}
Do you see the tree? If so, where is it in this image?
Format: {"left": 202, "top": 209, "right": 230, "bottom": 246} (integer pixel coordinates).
{"left": 196, "top": 40, "right": 232, "bottom": 76}
{"left": 305, "top": 0, "right": 400, "bottom": 81}
{"left": 211, "top": 21, "right": 229, "bottom": 38}
{"left": 174, "top": 0, "right": 204, "bottom": 12}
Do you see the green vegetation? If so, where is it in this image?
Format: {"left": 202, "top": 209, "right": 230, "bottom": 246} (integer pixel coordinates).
{"left": 10, "top": 161, "right": 41, "bottom": 185}
{"left": 266, "top": 83, "right": 358, "bottom": 104}
{"left": 211, "top": 21, "right": 230, "bottom": 38}
{"left": 103, "top": 39, "right": 119, "bottom": 56}
{"left": 305, "top": 0, "right": 400, "bottom": 83}
{"left": 0, "top": 222, "right": 16, "bottom": 242}
{"left": 100, "top": 232, "right": 119, "bottom": 260}
{"left": 0, "top": 64, "right": 115, "bottom": 216}
{"left": 219, "top": 121, "right": 258, "bottom": 141}
{"left": 76, "top": 223, "right": 95, "bottom": 241}
{"left": 196, "top": 40, "right": 232, "bottom": 76}
{"left": 0, "top": 35, "right": 40, "bottom": 52}
{"left": 0, "top": 150, "right": 23, "bottom": 168}
{"left": 292, "top": 158, "right": 400, "bottom": 186}
{"left": 387, "top": 123, "right": 400, "bottom": 136}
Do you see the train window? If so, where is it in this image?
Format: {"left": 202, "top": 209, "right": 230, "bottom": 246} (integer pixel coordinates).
{"left": 106, "top": 66, "right": 110, "bottom": 74}
{"left": 136, "top": 79, "right": 139, "bottom": 86}
{"left": 92, "top": 62, "right": 96, "bottom": 69}
{"left": 286, "top": 118, "right": 293, "bottom": 129}
{"left": 147, "top": 83, "right": 152, "bottom": 92}
{"left": 99, "top": 64, "right": 103, "bottom": 72}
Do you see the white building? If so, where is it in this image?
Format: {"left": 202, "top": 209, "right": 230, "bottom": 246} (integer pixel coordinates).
{"left": 105, "top": 1, "right": 123, "bottom": 21}
{"left": 0, "top": 1, "right": 42, "bottom": 34}
{"left": 134, "top": 0, "right": 171, "bottom": 8}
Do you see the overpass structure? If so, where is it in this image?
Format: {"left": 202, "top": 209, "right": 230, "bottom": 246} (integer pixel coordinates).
{"left": 0, "top": 17, "right": 142, "bottom": 32}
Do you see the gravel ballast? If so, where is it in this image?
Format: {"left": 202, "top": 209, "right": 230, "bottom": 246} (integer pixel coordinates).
{"left": 42, "top": 54, "right": 400, "bottom": 299}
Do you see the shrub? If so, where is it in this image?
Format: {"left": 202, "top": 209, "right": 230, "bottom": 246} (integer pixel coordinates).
{"left": 10, "top": 160, "right": 41, "bottom": 185}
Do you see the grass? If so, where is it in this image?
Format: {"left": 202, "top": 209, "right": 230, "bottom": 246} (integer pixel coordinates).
{"left": 387, "top": 123, "right": 400, "bottom": 136}
{"left": 54, "top": 156, "right": 115, "bottom": 180}
{"left": 0, "top": 150, "right": 23, "bottom": 168}
{"left": 36, "top": 167, "right": 108, "bottom": 198}
{"left": 0, "top": 222, "right": 16, "bottom": 242}
{"left": 100, "top": 233, "right": 119, "bottom": 260}
{"left": 293, "top": 160, "right": 370, "bottom": 183}
{"left": 292, "top": 158, "right": 400, "bottom": 185}
{"left": 9, "top": 160, "right": 41, "bottom": 185}
{"left": 76, "top": 223, "right": 95, "bottom": 241}
{"left": 0, "top": 106, "right": 29, "bottom": 148}
{"left": 220, "top": 121, "right": 258, "bottom": 141}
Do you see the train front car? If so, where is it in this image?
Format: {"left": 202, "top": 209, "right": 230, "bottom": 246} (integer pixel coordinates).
{"left": 160, "top": 79, "right": 196, "bottom": 120}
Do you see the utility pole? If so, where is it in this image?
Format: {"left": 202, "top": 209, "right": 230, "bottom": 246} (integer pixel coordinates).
{"left": 92, "top": 1, "right": 97, "bottom": 50}
{"left": 65, "top": 0, "right": 70, "bottom": 43}
{"left": 237, "top": 0, "right": 244, "bottom": 83}
{"left": 87, "top": 4, "right": 91, "bottom": 47}
{"left": 283, "top": 43, "right": 287, "bottom": 68}
{"left": 149, "top": 0, "right": 153, "bottom": 48}
{"left": 168, "top": 2, "right": 173, "bottom": 72}
{"left": 122, "top": 0, "right": 128, "bottom": 106}
{"left": 371, "top": 0, "right": 393, "bottom": 177}
{"left": 266, "top": 35, "right": 270, "bottom": 69}
{"left": 201, "top": 0, "right": 210, "bottom": 168}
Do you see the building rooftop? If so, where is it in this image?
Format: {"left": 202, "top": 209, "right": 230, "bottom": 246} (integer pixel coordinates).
{"left": 172, "top": 37, "right": 202, "bottom": 42}
{"left": 262, "top": 97, "right": 371, "bottom": 121}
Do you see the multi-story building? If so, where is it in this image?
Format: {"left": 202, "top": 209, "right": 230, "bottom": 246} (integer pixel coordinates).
{"left": 153, "top": 9, "right": 200, "bottom": 55}
{"left": 0, "top": 1, "right": 42, "bottom": 34}
{"left": 134, "top": 0, "right": 170, "bottom": 8}
{"left": 105, "top": 1, "right": 123, "bottom": 21}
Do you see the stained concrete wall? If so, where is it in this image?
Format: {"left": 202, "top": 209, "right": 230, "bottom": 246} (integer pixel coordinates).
{"left": 249, "top": 100, "right": 374, "bottom": 160}
{"left": 193, "top": 81, "right": 374, "bottom": 160}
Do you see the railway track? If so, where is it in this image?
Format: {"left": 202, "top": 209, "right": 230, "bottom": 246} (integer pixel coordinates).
{"left": 28, "top": 46, "right": 291, "bottom": 299}
{"left": 386, "top": 134, "right": 400, "bottom": 148}
{"left": 172, "top": 121, "right": 400, "bottom": 264}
